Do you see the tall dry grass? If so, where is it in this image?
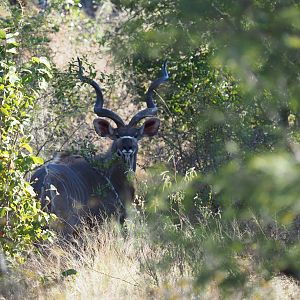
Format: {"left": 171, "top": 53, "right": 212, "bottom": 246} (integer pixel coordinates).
{"left": 0, "top": 216, "right": 299, "bottom": 300}
{"left": 0, "top": 218, "right": 192, "bottom": 299}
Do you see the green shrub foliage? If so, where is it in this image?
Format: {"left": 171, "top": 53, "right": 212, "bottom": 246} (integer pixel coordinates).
{"left": 0, "top": 0, "right": 299, "bottom": 294}
{"left": 104, "top": 0, "right": 300, "bottom": 292}
{"left": 0, "top": 18, "right": 54, "bottom": 259}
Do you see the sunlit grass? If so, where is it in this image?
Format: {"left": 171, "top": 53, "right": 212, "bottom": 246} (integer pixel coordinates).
{"left": 1, "top": 217, "right": 299, "bottom": 300}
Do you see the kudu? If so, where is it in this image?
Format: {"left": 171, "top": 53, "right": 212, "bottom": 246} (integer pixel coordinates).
{"left": 31, "top": 58, "right": 168, "bottom": 235}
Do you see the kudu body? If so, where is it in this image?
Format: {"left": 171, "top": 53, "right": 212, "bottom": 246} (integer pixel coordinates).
{"left": 31, "top": 59, "right": 168, "bottom": 235}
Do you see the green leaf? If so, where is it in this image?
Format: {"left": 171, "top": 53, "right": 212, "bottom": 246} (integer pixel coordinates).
{"left": 284, "top": 35, "right": 300, "bottom": 49}
{"left": 38, "top": 68, "right": 52, "bottom": 78}
{"left": 6, "top": 32, "right": 19, "bottom": 39}
{"left": 6, "top": 37, "right": 18, "bottom": 46}
{"left": 0, "top": 207, "right": 9, "bottom": 217}
{"left": 39, "top": 57, "right": 51, "bottom": 69}
{"left": 61, "top": 269, "right": 77, "bottom": 277}
{"left": 31, "top": 156, "right": 44, "bottom": 165}
{"left": 0, "top": 107, "right": 9, "bottom": 116}
{"left": 0, "top": 30, "right": 6, "bottom": 40}
{"left": 22, "top": 68, "right": 33, "bottom": 75}
{"left": 6, "top": 47, "right": 17, "bottom": 54}
{"left": 8, "top": 72, "right": 19, "bottom": 84}
{"left": 26, "top": 185, "right": 36, "bottom": 197}
{"left": 21, "top": 143, "right": 33, "bottom": 154}
{"left": 31, "top": 57, "right": 40, "bottom": 64}
{"left": 8, "top": 67, "right": 19, "bottom": 84}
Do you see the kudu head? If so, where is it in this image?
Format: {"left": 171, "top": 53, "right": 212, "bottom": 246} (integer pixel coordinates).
{"left": 78, "top": 58, "right": 169, "bottom": 172}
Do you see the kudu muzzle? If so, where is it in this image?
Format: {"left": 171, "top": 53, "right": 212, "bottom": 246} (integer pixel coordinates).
{"left": 117, "top": 148, "right": 135, "bottom": 170}
{"left": 116, "top": 137, "right": 137, "bottom": 171}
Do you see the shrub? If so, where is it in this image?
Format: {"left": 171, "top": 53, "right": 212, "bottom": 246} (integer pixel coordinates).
{"left": 0, "top": 25, "right": 54, "bottom": 260}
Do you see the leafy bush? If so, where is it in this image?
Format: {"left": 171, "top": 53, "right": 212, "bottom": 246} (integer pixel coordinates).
{"left": 0, "top": 0, "right": 299, "bottom": 295}
{"left": 0, "top": 23, "right": 54, "bottom": 259}
{"left": 157, "top": 49, "right": 281, "bottom": 173}
{"left": 139, "top": 158, "right": 300, "bottom": 293}
{"left": 102, "top": 0, "right": 300, "bottom": 292}
{"left": 0, "top": 0, "right": 119, "bottom": 261}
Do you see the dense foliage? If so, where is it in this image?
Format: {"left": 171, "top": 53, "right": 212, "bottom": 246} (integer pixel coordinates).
{"left": 0, "top": 0, "right": 121, "bottom": 259}
{"left": 104, "top": 0, "right": 300, "bottom": 291}
{"left": 0, "top": 15, "right": 54, "bottom": 258}
{"left": 0, "top": 0, "right": 300, "bottom": 297}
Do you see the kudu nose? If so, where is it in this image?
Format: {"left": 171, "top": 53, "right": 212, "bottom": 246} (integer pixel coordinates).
{"left": 124, "top": 145, "right": 133, "bottom": 152}
{"left": 117, "top": 145, "right": 135, "bottom": 170}
{"left": 116, "top": 148, "right": 134, "bottom": 156}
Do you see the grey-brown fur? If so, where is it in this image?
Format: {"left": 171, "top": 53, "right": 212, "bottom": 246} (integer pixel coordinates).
{"left": 31, "top": 59, "right": 168, "bottom": 236}
{"left": 31, "top": 153, "right": 128, "bottom": 235}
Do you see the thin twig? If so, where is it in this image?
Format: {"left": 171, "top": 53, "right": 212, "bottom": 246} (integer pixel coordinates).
{"left": 155, "top": 91, "right": 173, "bottom": 117}
{"left": 35, "top": 117, "right": 62, "bottom": 156}
{"left": 86, "top": 266, "right": 142, "bottom": 290}
{"left": 140, "top": 246, "right": 159, "bottom": 287}
{"left": 58, "top": 121, "right": 86, "bottom": 152}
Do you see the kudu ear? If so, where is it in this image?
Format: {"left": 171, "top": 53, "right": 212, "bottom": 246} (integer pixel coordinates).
{"left": 139, "top": 118, "right": 160, "bottom": 137}
{"left": 93, "top": 118, "right": 115, "bottom": 139}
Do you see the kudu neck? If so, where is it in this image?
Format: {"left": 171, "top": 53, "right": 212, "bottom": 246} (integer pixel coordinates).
{"left": 107, "top": 150, "right": 137, "bottom": 180}
{"left": 96, "top": 148, "right": 136, "bottom": 203}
